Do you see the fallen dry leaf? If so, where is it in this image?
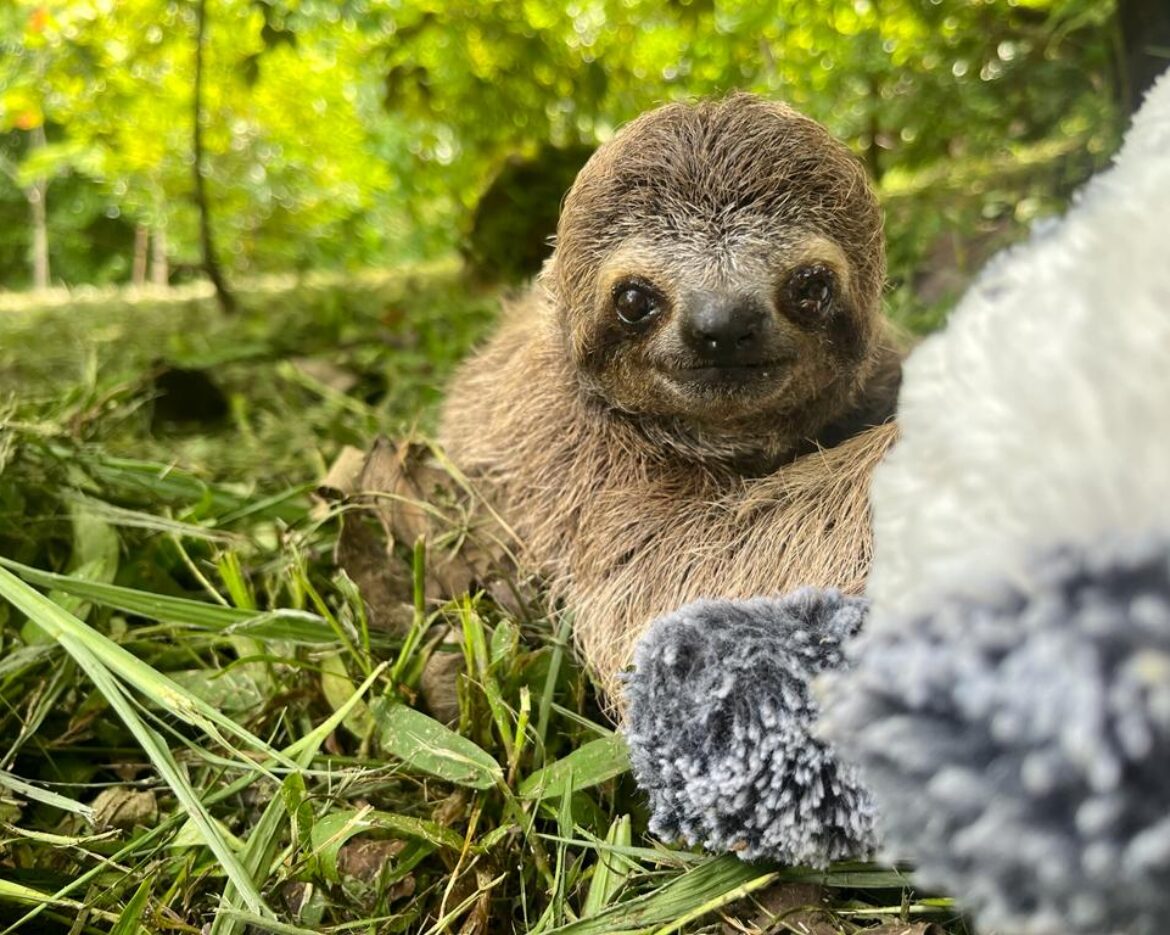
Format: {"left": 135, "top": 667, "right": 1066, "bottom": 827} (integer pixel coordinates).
{"left": 322, "top": 436, "right": 529, "bottom": 633}
{"left": 360, "top": 437, "right": 516, "bottom": 596}
{"left": 456, "top": 867, "right": 497, "bottom": 935}
{"left": 431, "top": 789, "right": 471, "bottom": 829}
{"left": 419, "top": 633, "right": 464, "bottom": 724}
{"left": 291, "top": 357, "right": 361, "bottom": 394}
{"left": 314, "top": 444, "right": 368, "bottom": 505}
{"left": 337, "top": 836, "right": 407, "bottom": 883}
{"left": 334, "top": 511, "right": 414, "bottom": 635}
{"left": 280, "top": 880, "right": 310, "bottom": 916}
{"left": 92, "top": 787, "right": 158, "bottom": 831}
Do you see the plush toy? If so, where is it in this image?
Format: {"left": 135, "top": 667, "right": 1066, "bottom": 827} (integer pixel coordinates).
{"left": 624, "top": 588, "right": 875, "bottom": 867}
{"left": 625, "top": 67, "right": 1170, "bottom": 935}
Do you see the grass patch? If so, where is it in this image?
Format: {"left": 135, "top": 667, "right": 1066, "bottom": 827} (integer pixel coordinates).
{"left": 0, "top": 263, "right": 969, "bottom": 933}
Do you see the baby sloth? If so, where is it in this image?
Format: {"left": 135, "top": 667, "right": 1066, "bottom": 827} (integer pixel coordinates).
{"left": 440, "top": 94, "right": 903, "bottom": 705}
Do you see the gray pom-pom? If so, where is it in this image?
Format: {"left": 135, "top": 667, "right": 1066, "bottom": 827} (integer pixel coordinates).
{"left": 623, "top": 588, "right": 876, "bottom": 867}
{"left": 824, "top": 535, "right": 1170, "bottom": 935}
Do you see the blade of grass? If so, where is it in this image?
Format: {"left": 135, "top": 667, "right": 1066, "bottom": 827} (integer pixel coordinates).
{"left": 312, "top": 808, "right": 463, "bottom": 870}
{"left": 63, "top": 492, "right": 236, "bottom": 542}
{"left": 281, "top": 772, "right": 316, "bottom": 875}
{"left": 582, "top": 814, "right": 633, "bottom": 917}
{"left": 286, "top": 661, "right": 387, "bottom": 762}
{"left": 109, "top": 876, "right": 152, "bottom": 935}
{"left": 0, "top": 825, "right": 118, "bottom": 847}
{"left": 388, "top": 536, "right": 429, "bottom": 688}
{"left": 215, "top": 485, "right": 312, "bottom": 526}
{"left": 536, "top": 614, "right": 573, "bottom": 763}
{"left": 536, "top": 835, "right": 705, "bottom": 868}
{"left": 553, "top": 768, "right": 575, "bottom": 927}
{"left": 549, "top": 702, "right": 614, "bottom": 738}
{"left": 333, "top": 569, "right": 372, "bottom": 659}
{"left": 9, "top": 660, "right": 391, "bottom": 935}
{"left": 78, "top": 452, "right": 308, "bottom": 524}
{"left": 71, "top": 640, "right": 270, "bottom": 915}
{"left": 290, "top": 552, "right": 361, "bottom": 663}
{"left": 50, "top": 497, "right": 120, "bottom": 621}
{"left": 216, "top": 659, "right": 396, "bottom": 934}
{"left": 0, "top": 770, "right": 94, "bottom": 819}
{"left": 460, "top": 598, "right": 514, "bottom": 760}
{"left": 0, "top": 557, "right": 336, "bottom": 643}
{"left": 0, "top": 879, "right": 120, "bottom": 922}
{"left": 209, "top": 779, "right": 291, "bottom": 935}
{"left": 320, "top": 651, "right": 375, "bottom": 736}
{"left": 207, "top": 912, "right": 319, "bottom": 935}
{"left": 646, "top": 869, "right": 783, "bottom": 935}
{"left": 418, "top": 873, "right": 508, "bottom": 935}
{"left": 548, "top": 855, "right": 776, "bottom": 935}
{"left": 508, "top": 685, "right": 532, "bottom": 785}
{"left": 1, "top": 657, "right": 76, "bottom": 768}
{"left": 0, "top": 643, "right": 57, "bottom": 681}
{"left": 0, "top": 564, "right": 297, "bottom": 772}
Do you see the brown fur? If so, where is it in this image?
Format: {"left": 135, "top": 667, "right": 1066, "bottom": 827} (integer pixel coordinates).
{"left": 440, "top": 95, "right": 903, "bottom": 705}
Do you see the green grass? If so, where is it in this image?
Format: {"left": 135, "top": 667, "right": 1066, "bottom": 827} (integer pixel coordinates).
{"left": 0, "top": 264, "right": 970, "bottom": 934}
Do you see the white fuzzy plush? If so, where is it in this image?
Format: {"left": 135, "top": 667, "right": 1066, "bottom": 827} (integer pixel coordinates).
{"left": 867, "top": 70, "right": 1170, "bottom": 623}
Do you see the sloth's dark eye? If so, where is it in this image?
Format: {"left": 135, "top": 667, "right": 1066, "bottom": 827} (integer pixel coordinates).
{"left": 614, "top": 283, "right": 659, "bottom": 325}
{"left": 784, "top": 264, "right": 836, "bottom": 317}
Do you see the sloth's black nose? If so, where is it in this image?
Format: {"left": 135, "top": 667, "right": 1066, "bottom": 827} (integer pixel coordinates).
{"left": 682, "top": 294, "right": 769, "bottom": 363}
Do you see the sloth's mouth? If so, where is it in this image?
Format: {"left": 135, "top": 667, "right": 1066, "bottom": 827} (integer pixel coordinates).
{"left": 666, "top": 361, "right": 786, "bottom": 387}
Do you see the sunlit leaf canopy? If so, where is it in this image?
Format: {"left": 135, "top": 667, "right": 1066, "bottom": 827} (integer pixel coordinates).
{"left": 0, "top": 0, "right": 1118, "bottom": 289}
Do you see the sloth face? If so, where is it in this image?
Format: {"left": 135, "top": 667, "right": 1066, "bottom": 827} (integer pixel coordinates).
{"left": 577, "top": 232, "right": 868, "bottom": 428}
{"left": 550, "top": 94, "right": 884, "bottom": 438}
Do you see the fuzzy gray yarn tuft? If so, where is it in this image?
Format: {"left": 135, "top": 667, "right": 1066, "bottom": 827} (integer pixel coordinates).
{"left": 623, "top": 587, "right": 876, "bottom": 867}
{"left": 824, "top": 534, "right": 1170, "bottom": 935}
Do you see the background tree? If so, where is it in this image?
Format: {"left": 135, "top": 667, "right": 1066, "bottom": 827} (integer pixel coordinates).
{"left": 193, "top": 0, "right": 237, "bottom": 313}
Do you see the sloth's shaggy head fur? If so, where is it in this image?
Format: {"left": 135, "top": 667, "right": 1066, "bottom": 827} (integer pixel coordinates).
{"left": 546, "top": 94, "right": 889, "bottom": 464}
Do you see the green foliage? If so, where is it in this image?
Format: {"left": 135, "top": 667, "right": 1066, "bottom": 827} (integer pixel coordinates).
{"left": 0, "top": 0, "right": 1122, "bottom": 299}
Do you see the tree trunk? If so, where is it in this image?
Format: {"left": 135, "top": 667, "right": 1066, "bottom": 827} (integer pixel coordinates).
{"left": 1117, "top": 0, "right": 1170, "bottom": 113}
{"left": 150, "top": 226, "right": 169, "bottom": 286}
{"left": 862, "top": 0, "right": 884, "bottom": 184}
{"left": 28, "top": 124, "right": 49, "bottom": 291}
{"left": 132, "top": 223, "right": 149, "bottom": 285}
{"left": 865, "top": 70, "right": 883, "bottom": 183}
{"left": 193, "top": 0, "right": 237, "bottom": 313}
